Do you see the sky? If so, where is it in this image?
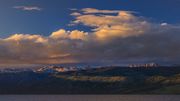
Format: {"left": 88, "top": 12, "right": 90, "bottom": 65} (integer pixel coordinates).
{"left": 0, "top": 0, "right": 180, "bottom": 65}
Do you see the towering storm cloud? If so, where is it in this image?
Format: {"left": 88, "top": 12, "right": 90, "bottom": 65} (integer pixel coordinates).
{"left": 0, "top": 8, "right": 180, "bottom": 64}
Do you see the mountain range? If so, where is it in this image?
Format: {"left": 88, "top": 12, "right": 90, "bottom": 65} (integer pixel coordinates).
{"left": 0, "top": 65, "right": 179, "bottom": 94}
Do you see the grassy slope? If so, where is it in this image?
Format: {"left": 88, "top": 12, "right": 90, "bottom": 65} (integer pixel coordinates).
{"left": 53, "top": 67, "right": 180, "bottom": 94}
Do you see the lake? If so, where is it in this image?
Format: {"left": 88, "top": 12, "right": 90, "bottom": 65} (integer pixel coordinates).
{"left": 0, "top": 95, "right": 179, "bottom": 101}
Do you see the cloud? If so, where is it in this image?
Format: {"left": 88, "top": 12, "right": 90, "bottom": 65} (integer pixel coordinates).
{"left": 50, "top": 29, "right": 69, "bottom": 39}
{"left": 0, "top": 8, "right": 180, "bottom": 65}
{"left": 13, "top": 6, "right": 42, "bottom": 11}
{"left": 70, "top": 8, "right": 78, "bottom": 11}
{"left": 72, "top": 10, "right": 150, "bottom": 40}
{"left": 81, "top": 8, "right": 121, "bottom": 14}
{"left": 50, "top": 29, "right": 88, "bottom": 40}
{"left": 161, "top": 23, "right": 168, "bottom": 26}
{"left": 70, "top": 12, "right": 82, "bottom": 16}
{"left": 1, "top": 33, "right": 76, "bottom": 64}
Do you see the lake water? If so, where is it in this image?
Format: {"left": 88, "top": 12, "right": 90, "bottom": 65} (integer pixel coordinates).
{"left": 0, "top": 95, "right": 179, "bottom": 101}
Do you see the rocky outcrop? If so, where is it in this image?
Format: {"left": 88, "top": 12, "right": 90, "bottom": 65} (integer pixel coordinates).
{"left": 128, "top": 63, "right": 159, "bottom": 68}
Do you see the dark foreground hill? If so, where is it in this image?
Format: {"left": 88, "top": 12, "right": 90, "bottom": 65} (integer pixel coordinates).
{"left": 0, "top": 66, "right": 180, "bottom": 94}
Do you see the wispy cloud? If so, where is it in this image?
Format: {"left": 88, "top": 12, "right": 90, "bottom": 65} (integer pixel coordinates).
{"left": 81, "top": 8, "right": 120, "bottom": 14}
{"left": 13, "top": 6, "right": 42, "bottom": 11}
{"left": 70, "top": 12, "right": 81, "bottom": 16}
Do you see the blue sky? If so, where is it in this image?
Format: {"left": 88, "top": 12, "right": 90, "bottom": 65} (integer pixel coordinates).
{"left": 0, "top": 0, "right": 180, "bottom": 37}
{"left": 0, "top": 0, "right": 180, "bottom": 65}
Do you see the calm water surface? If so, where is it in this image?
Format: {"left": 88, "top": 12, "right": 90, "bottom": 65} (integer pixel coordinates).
{"left": 0, "top": 95, "right": 179, "bottom": 101}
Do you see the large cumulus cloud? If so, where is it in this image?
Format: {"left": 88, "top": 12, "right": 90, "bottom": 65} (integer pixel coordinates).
{"left": 0, "top": 8, "right": 180, "bottom": 64}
